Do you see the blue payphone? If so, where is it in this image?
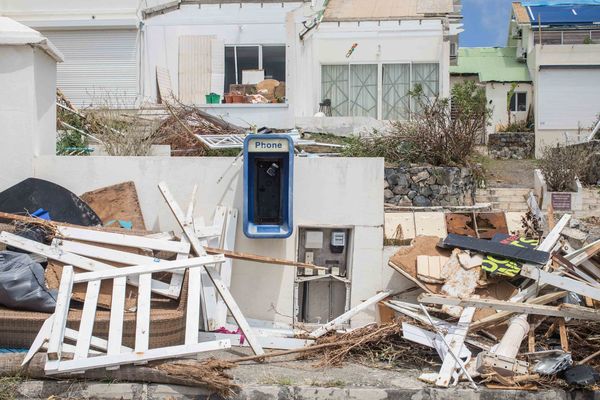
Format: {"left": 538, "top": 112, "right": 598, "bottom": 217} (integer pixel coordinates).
{"left": 243, "top": 134, "right": 294, "bottom": 238}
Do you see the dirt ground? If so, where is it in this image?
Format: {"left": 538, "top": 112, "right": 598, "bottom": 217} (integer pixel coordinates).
{"left": 481, "top": 158, "right": 538, "bottom": 188}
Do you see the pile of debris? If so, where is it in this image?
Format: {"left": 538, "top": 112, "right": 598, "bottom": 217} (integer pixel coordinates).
{"left": 382, "top": 212, "right": 600, "bottom": 389}
{"left": 0, "top": 176, "right": 599, "bottom": 396}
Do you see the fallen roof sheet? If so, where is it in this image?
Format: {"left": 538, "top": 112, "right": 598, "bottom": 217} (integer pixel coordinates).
{"left": 322, "top": 0, "right": 455, "bottom": 22}
{"left": 449, "top": 47, "right": 532, "bottom": 83}
{"left": 527, "top": 4, "right": 600, "bottom": 25}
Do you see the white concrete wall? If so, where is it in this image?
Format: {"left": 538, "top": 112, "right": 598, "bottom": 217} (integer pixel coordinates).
{"left": 291, "top": 17, "right": 450, "bottom": 122}
{"left": 486, "top": 82, "right": 532, "bottom": 134}
{"left": 31, "top": 155, "right": 384, "bottom": 327}
{"left": 0, "top": 45, "right": 57, "bottom": 190}
{"left": 449, "top": 76, "right": 532, "bottom": 136}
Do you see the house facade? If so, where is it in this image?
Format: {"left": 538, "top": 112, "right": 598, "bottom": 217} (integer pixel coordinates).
{"left": 510, "top": 1, "right": 600, "bottom": 155}
{"left": 0, "top": 0, "right": 462, "bottom": 132}
{"left": 450, "top": 47, "right": 533, "bottom": 138}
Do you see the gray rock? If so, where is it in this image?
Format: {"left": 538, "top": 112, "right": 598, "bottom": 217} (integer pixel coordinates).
{"left": 413, "top": 195, "right": 432, "bottom": 207}
{"left": 407, "top": 190, "right": 417, "bottom": 200}
{"left": 412, "top": 170, "right": 430, "bottom": 183}
{"left": 384, "top": 180, "right": 389, "bottom": 189}
{"left": 384, "top": 189, "right": 394, "bottom": 200}
{"left": 398, "top": 196, "right": 412, "bottom": 206}
{"left": 386, "top": 173, "right": 401, "bottom": 186}
{"left": 421, "top": 186, "right": 433, "bottom": 197}
{"left": 393, "top": 186, "right": 409, "bottom": 195}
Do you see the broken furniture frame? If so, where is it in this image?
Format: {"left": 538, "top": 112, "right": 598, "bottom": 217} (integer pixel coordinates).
{"left": 40, "top": 256, "right": 231, "bottom": 374}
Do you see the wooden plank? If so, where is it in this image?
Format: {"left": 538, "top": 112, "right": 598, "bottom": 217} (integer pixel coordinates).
{"left": 134, "top": 273, "right": 152, "bottom": 356}
{"left": 528, "top": 321, "right": 536, "bottom": 353}
{"left": 520, "top": 264, "right": 600, "bottom": 302}
{"left": 45, "top": 340, "right": 231, "bottom": 374}
{"left": 538, "top": 214, "right": 570, "bottom": 252}
{"left": 74, "top": 280, "right": 101, "bottom": 360}
{"left": 203, "top": 246, "right": 326, "bottom": 271}
{"left": 158, "top": 182, "right": 265, "bottom": 356}
{"left": 22, "top": 314, "right": 55, "bottom": 366}
{"left": 200, "top": 208, "right": 226, "bottom": 331}
{"left": 0, "top": 232, "right": 175, "bottom": 299}
{"left": 309, "top": 291, "right": 391, "bottom": 338}
{"left": 214, "top": 208, "right": 238, "bottom": 329}
{"left": 185, "top": 268, "right": 201, "bottom": 345}
{"left": 197, "top": 332, "right": 314, "bottom": 350}
{"left": 72, "top": 254, "right": 225, "bottom": 283}
{"left": 435, "top": 307, "right": 475, "bottom": 387}
{"left": 420, "top": 293, "right": 600, "bottom": 321}
{"left": 47, "top": 266, "right": 74, "bottom": 361}
{"left": 57, "top": 240, "right": 162, "bottom": 267}
{"left": 469, "top": 291, "right": 567, "bottom": 331}
{"left": 56, "top": 226, "right": 190, "bottom": 254}
{"left": 559, "top": 318, "right": 569, "bottom": 352}
{"left": 107, "top": 277, "right": 127, "bottom": 367}
{"left": 388, "top": 261, "right": 434, "bottom": 293}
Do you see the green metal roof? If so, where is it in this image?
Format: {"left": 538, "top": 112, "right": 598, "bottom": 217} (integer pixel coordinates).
{"left": 449, "top": 47, "right": 532, "bottom": 83}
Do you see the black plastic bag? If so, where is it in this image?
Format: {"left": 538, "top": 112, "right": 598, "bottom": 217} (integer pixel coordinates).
{"left": 0, "top": 251, "right": 57, "bottom": 312}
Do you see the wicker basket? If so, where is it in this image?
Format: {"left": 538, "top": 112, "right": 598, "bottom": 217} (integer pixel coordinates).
{"left": 0, "top": 272, "right": 190, "bottom": 349}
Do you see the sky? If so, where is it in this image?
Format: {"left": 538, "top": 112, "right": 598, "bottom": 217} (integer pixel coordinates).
{"left": 460, "top": 0, "right": 516, "bottom": 47}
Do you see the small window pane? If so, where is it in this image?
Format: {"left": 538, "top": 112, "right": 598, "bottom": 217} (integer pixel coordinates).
{"left": 411, "top": 63, "right": 439, "bottom": 114}
{"left": 262, "top": 45, "right": 286, "bottom": 82}
{"left": 382, "top": 64, "right": 410, "bottom": 120}
{"left": 517, "top": 92, "right": 527, "bottom": 111}
{"left": 350, "top": 64, "right": 378, "bottom": 118}
{"left": 236, "top": 46, "right": 259, "bottom": 85}
{"left": 224, "top": 46, "right": 236, "bottom": 93}
{"left": 322, "top": 65, "right": 349, "bottom": 116}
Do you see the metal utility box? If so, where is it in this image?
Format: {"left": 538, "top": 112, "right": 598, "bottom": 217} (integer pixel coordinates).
{"left": 243, "top": 134, "right": 294, "bottom": 238}
{"left": 295, "top": 227, "right": 352, "bottom": 325}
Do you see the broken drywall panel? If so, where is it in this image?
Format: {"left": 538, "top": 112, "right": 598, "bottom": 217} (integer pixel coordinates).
{"left": 415, "top": 212, "right": 447, "bottom": 238}
{"left": 385, "top": 212, "right": 416, "bottom": 241}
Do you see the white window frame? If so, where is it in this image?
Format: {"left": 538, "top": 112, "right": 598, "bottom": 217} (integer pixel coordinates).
{"left": 320, "top": 61, "right": 441, "bottom": 120}
{"left": 510, "top": 91, "right": 527, "bottom": 112}
{"left": 225, "top": 44, "right": 285, "bottom": 85}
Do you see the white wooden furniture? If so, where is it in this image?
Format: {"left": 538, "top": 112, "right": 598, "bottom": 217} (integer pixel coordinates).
{"left": 40, "top": 255, "right": 231, "bottom": 374}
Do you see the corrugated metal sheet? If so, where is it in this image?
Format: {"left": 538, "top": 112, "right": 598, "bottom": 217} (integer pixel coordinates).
{"left": 41, "top": 29, "right": 139, "bottom": 107}
{"left": 178, "top": 35, "right": 213, "bottom": 104}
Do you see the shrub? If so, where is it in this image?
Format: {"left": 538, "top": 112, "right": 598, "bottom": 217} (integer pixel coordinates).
{"left": 341, "top": 81, "right": 490, "bottom": 167}
{"left": 539, "top": 144, "right": 590, "bottom": 192}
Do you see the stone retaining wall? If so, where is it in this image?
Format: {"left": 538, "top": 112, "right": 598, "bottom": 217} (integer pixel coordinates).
{"left": 384, "top": 166, "right": 476, "bottom": 207}
{"left": 488, "top": 132, "right": 534, "bottom": 159}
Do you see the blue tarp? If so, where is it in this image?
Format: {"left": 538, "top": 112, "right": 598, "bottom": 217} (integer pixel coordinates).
{"left": 526, "top": 4, "right": 600, "bottom": 25}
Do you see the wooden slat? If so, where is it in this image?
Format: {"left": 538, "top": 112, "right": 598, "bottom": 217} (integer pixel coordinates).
{"left": 45, "top": 340, "right": 231, "bottom": 374}
{"left": 214, "top": 208, "right": 238, "bottom": 329}
{"left": 435, "top": 307, "right": 475, "bottom": 387}
{"left": 72, "top": 254, "right": 225, "bottom": 283}
{"left": 0, "top": 232, "right": 175, "bottom": 298}
{"left": 107, "top": 277, "right": 127, "bottom": 364}
{"left": 420, "top": 293, "right": 600, "bottom": 321}
{"left": 309, "top": 291, "right": 391, "bottom": 338}
{"left": 203, "top": 207, "right": 227, "bottom": 330}
{"left": 135, "top": 273, "right": 152, "bottom": 356}
{"left": 47, "top": 266, "right": 74, "bottom": 361}
{"left": 56, "top": 226, "right": 190, "bottom": 254}
{"left": 158, "top": 182, "right": 265, "bottom": 356}
{"left": 74, "top": 280, "right": 101, "bottom": 360}
{"left": 185, "top": 268, "right": 202, "bottom": 345}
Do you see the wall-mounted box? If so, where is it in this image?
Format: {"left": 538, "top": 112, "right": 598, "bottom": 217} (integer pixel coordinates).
{"left": 243, "top": 134, "right": 294, "bottom": 238}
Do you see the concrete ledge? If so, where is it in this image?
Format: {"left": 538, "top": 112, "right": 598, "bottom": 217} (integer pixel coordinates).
{"left": 8, "top": 381, "right": 599, "bottom": 400}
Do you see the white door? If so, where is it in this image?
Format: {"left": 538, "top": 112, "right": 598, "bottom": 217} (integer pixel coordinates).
{"left": 42, "top": 29, "right": 139, "bottom": 108}
{"left": 537, "top": 67, "right": 600, "bottom": 130}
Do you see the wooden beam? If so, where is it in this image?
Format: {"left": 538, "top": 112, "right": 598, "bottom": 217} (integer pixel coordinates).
{"left": 56, "top": 226, "right": 190, "bottom": 254}
{"left": 419, "top": 293, "right": 600, "bottom": 321}
{"left": 469, "top": 291, "right": 567, "bottom": 331}
{"left": 72, "top": 254, "right": 225, "bottom": 283}
{"left": 309, "top": 291, "right": 391, "bottom": 338}
{"left": 47, "top": 266, "right": 74, "bottom": 361}
{"left": 520, "top": 264, "right": 600, "bottom": 302}
{"left": 435, "top": 307, "right": 475, "bottom": 387}
{"left": 158, "top": 182, "right": 264, "bottom": 356}
{"left": 0, "top": 232, "right": 176, "bottom": 299}
{"left": 204, "top": 246, "right": 326, "bottom": 271}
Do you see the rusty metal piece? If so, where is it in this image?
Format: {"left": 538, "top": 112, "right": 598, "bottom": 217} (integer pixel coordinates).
{"left": 446, "top": 212, "right": 508, "bottom": 240}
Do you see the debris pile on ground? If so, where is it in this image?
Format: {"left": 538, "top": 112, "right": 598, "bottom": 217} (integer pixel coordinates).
{"left": 0, "top": 175, "right": 599, "bottom": 396}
